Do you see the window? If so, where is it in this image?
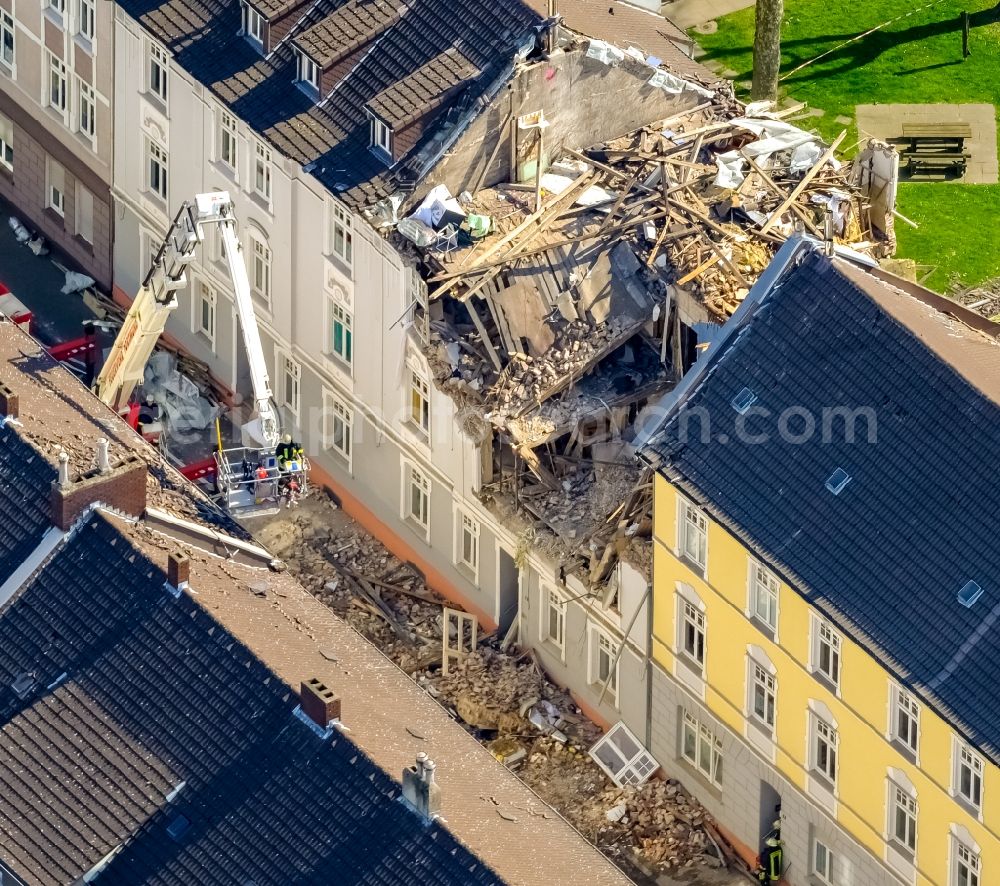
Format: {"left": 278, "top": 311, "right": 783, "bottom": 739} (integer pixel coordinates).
{"left": 0, "top": 114, "right": 12, "bottom": 171}
{"left": 77, "top": 0, "right": 95, "bottom": 41}
{"left": 47, "top": 0, "right": 66, "bottom": 20}
{"left": 590, "top": 627, "right": 619, "bottom": 700}
{"left": 329, "top": 300, "right": 352, "bottom": 366}
{"left": 409, "top": 369, "right": 430, "bottom": 436}
{"left": 749, "top": 662, "right": 776, "bottom": 730}
{"left": 149, "top": 42, "right": 168, "bottom": 103}
{"left": 679, "top": 600, "right": 705, "bottom": 668}
{"left": 146, "top": 138, "right": 168, "bottom": 201}
{"left": 589, "top": 722, "right": 658, "bottom": 788}
{"left": 679, "top": 499, "right": 707, "bottom": 571}
{"left": 1, "top": 10, "right": 14, "bottom": 69}
{"left": 46, "top": 158, "right": 65, "bottom": 217}
{"left": 954, "top": 741, "right": 984, "bottom": 810}
{"left": 890, "top": 685, "right": 919, "bottom": 756}
{"left": 77, "top": 78, "right": 95, "bottom": 140}
{"left": 811, "top": 715, "right": 838, "bottom": 783}
{"left": 331, "top": 202, "right": 352, "bottom": 264}
{"left": 242, "top": 2, "right": 264, "bottom": 45}
{"left": 298, "top": 52, "right": 319, "bottom": 91}
{"left": 324, "top": 392, "right": 352, "bottom": 462}
{"left": 812, "top": 618, "right": 842, "bottom": 687}
{"left": 278, "top": 352, "right": 300, "bottom": 416}
{"left": 218, "top": 110, "right": 238, "bottom": 170}
{"left": 812, "top": 839, "right": 834, "bottom": 886}
{"left": 889, "top": 785, "right": 916, "bottom": 853}
{"left": 250, "top": 234, "right": 271, "bottom": 307}
{"left": 541, "top": 585, "right": 565, "bottom": 651}
{"left": 372, "top": 117, "right": 392, "bottom": 154}
{"left": 405, "top": 463, "right": 430, "bottom": 531}
{"left": 252, "top": 140, "right": 271, "bottom": 202}
{"left": 457, "top": 510, "right": 478, "bottom": 574}
{"left": 681, "top": 710, "right": 723, "bottom": 786}
{"left": 196, "top": 280, "right": 216, "bottom": 344}
{"left": 48, "top": 52, "right": 67, "bottom": 112}
{"left": 953, "top": 839, "right": 981, "bottom": 886}
{"left": 75, "top": 184, "right": 93, "bottom": 244}
{"left": 749, "top": 559, "right": 779, "bottom": 631}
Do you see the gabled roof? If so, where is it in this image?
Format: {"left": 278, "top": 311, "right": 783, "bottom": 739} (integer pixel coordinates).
{"left": 120, "top": 0, "right": 541, "bottom": 207}
{"left": 0, "top": 425, "right": 54, "bottom": 586}
{"left": 641, "top": 242, "right": 1000, "bottom": 761}
{"left": 0, "top": 513, "right": 502, "bottom": 886}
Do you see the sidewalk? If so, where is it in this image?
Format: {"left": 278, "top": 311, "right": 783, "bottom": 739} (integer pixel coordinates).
{"left": 662, "top": 0, "right": 755, "bottom": 30}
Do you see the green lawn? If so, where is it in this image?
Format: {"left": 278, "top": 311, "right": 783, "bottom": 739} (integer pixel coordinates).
{"left": 695, "top": 0, "right": 1000, "bottom": 288}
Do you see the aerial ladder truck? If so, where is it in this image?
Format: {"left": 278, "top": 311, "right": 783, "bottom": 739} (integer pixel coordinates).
{"left": 93, "top": 191, "right": 307, "bottom": 516}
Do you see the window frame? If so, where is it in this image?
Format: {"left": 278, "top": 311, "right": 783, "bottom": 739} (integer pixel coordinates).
{"left": 678, "top": 598, "right": 705, "bottom": 671}
{"left": 888, "top": 782, "right": 917, "bottom": 855}
{"left": 148, "top": 41, "right": 169, "bottom": 105}
{"left": 748, "top": 661, "right": 776, "bottom": 732}
{"left": 242, "top": 2, "right": 265, "bottom": 46}
{"left": 145, "top": 136, "right": 168, "bottom": 202}
{"left": 540, "top": 584, "right": 566, "bottom": 654}
{"left": 408, "top": 368, "right": 430, "bottom": 437}
{"left": 889, "top": 684, "right": 920, "bottom": 757}
{"left": 0, "top": 113, "right": 12, "bottom": 171}
{"left": 252, "top": 140, "right": 272, "bottom": 203}
{"left": 812, "top": 839, "right": 834, "bottom": 886}
{"left": 76, "top": 0, "right": 95, "bottom": 42}
{"left": 401, "top": 460, "right": 430, "bottom": 537}
{"left": 47, "top": 51, "right": 68, "bottom": 115}
{"left": 46, "top": 158, "right": 65, "bottom": 217}
{"left": 811, "top": 616, "right": 842, "bottom": 689}
{"left": 323, "top": 390, "right": 353, "bottom": 466}
{"left": 952, "top": 837, "right": 981, "bottom": 886}
{"left": 372, "top": 116, "right": 392, "bottom": 154}
{"left": 277, "top": 350, "right": 301, "bottom": 417}
{"left": 681, "top": 710, "right": 723, "bottom": 787}
{"left": 1, "top": 9, "right": 15, "bottom": 70}
{"left": 810, "top": 713, "right": 839, "bottom": 785}
{"left": 678, "top": 497, "right": 708, "bottom": 572}
{"left": 194, "top": 279, "right": 217, "bottom": 348}
{"left": 217, "top": 109, "right": 239, "bottom": 172}
{"left": 588, "top": 624, "right": 620, "bottom": 703}
{"left": 589, "top": 721, "right": 658, "bottom": 788}
{"left": 75, "top": 182, "right": 94, "bottom": 244}
{"left": 47, "top": 0, "right": 66, "bottom": 23}
{"left": 748, "top": 558, "right": 779, "bottom": 632}
{"left": 76, "top": 77, "right": 96, "bottom": 141}
{"left": 297, "top": 51, "right": 319, "bottom": 92}
{"left": 455, "top": 508, "right": 479, "bottom": 578}
{"left": 330, "top": 202, "right": 353, "bottom": 266}
{"left": 249, "top": 231, "right": 272, "bottom": 309}
{"left": 953, "top": 739, "right": 984, "bottom": 812}
{"left": 327, "top": 298, "right": 353, "bottom": 368}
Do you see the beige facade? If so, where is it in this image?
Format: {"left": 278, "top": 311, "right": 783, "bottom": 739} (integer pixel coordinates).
{"left": 0, "top": 0, "right": 113, "bottom": 286}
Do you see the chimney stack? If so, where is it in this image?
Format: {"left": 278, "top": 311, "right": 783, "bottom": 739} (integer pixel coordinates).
{"left": 402, "top": 752, "right": 442, "bottom": 821}
{"left": 0, "top": 382, "right": 18, "bottom": 420}
{"left": 97, "top": 437, "right": 111, "bottom": 473}
{"left": 300, "top": 678, "right": 341, "bottom": 728}
{"left": 51, "top": 450, "right": 147, "bottom": 530}
{"left": 166, "top": 551, "right": 190, "bottom": 595}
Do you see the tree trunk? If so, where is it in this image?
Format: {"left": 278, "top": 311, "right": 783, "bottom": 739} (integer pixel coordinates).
{"left": 751, "top": 0, "right": 784, "bottom": 101}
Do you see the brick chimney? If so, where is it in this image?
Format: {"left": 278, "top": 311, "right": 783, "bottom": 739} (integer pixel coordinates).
{"left": 300, "top": 678, "right": 341, "bottom": 728}
{"left": 0, "top": 382, "right": 17, "bottom": 420}
{"left": 166, "top": 551, "right": 190, "bottom": 596}
{"left": 402, "top": 752, "right": 442, "bottom": 821}
{"left": 50, "top": 445, "right": 147, "bottom": 530}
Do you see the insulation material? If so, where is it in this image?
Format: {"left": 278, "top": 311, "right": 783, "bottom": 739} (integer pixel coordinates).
{"left": 647, "top": 69, "right": 714, "bottom": 100}
{"left": 143, "top": 352, "right": 219, "bottom": 432}
{"left": 585, "top": 39, "right": 625, "bottom": 66}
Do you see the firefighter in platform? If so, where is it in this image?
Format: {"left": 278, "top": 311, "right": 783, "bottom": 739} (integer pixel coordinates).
{"left": 276, "top": 433, "right": 303, "bottom": 472}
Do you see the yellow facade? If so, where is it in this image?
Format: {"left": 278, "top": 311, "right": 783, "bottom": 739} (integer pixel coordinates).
{"left": 652, "top": 472, "right": 994, "bottom": 885}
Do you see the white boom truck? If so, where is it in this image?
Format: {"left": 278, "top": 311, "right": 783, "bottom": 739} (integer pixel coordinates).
{"left": 93, "top": 191, "right": 307, "bottom": 516}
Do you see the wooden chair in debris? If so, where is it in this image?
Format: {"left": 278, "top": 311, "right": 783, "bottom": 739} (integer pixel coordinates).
{"left": 899, "top": 123, "right": 972, "bottom": 180}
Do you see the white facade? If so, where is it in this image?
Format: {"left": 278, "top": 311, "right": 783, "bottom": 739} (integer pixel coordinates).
{"left": 111, "top": 7, "right": 650, "bottom": 730}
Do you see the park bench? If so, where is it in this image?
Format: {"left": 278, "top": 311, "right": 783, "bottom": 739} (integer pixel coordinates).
{"left": 899, "top": 123, "right": 972, "bottom": 180}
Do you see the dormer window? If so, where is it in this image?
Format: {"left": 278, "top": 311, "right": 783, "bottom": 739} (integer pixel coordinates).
{"left": 297, "top": 51, "right": 319, "bottom": 94}
{"left": 242, "top": 2, "right": 264, "bottom": 46}
{"left": 372, "top": 117, "right": 392, "bottom": 155}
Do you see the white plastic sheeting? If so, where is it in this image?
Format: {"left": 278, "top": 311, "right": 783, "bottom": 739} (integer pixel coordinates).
{"left": 409, "top": 184, "right": 464, "bottom": 228}
{"left": 647, "top": 68, "right": 714, "bottom": 100}
{"left": 713, "top": 117, "right": 833, "bottom": 188}
{"left": 143, "top": 351, "right": 219, "bottom": 432}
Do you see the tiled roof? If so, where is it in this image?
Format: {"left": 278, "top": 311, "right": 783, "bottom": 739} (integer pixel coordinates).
{"left": 295, "top": 0, "right": 408, "bottom": 67}
{"left": 120, "top": 0, "right": 541, "bottom": 208}
{"left": 642, "top": 244, "right": 1000, "bottom": 762}
{"left": 0, "top": 426, "right": 54, "bottom": 586}
{"left": 366, "top": 48, "right": 480, "bottom": 129}
{"left": 0, "top": 512, "right": 503, "bottom": 886}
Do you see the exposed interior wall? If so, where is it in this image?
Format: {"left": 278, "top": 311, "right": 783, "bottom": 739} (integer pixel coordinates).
{"left": 420, "top": 46, "right": 709, "bottom": 202}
